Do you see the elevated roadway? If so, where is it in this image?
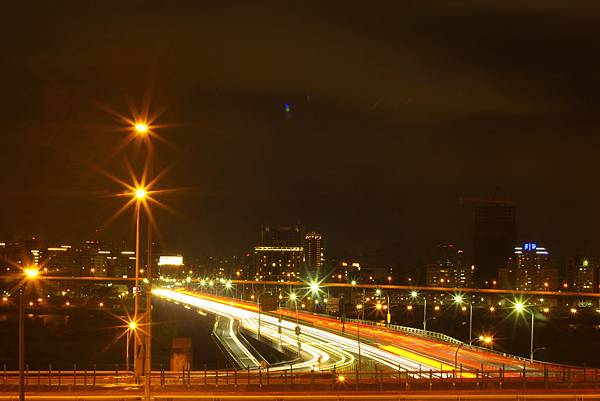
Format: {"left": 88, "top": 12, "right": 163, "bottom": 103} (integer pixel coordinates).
{"left": 154, "top": 289, "right": 542, "bottom": 376}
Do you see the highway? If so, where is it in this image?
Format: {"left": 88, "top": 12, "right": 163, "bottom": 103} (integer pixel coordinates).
{"left": 154, "top": 289, "right": 486, "bottom": 376}
{"left": 275, "top": 309, "right": 541, "bottom": 373}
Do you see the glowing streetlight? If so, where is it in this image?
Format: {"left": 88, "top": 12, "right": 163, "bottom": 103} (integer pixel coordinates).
{"left": 125, "top": 320, "right": 137, "bottom": 371}
{"left": 514, "top": 302, "right": 525, "bottom": 312}
{"left": 513, "top": 301, "right": 535, "bottom": 363}
{"left": 309, "top": 282, "right": 320, "bottom": 294}
{"left": 20, "top": 266, "right": 41, "bottom": 401}
{"left": 351, "top": 280, "right": 357, "bottom": 286}
{"left": 23, "top": 268, "right": 40, "bottom": 279}
{"left": 453, "top": 293, "right": 473, "bottom": 344}
{"left": 135, "top": 188, "right": 147, "bottom": 200}
{"left": 134, "top": 122, "right": 149, "bottom": 135}
{"left": 410, "top": 291, "right": 428, "bottom": 331}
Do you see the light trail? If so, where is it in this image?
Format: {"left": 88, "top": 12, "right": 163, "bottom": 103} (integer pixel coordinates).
{"left": 153, "top": 288, "right": 452, "bottom": 375}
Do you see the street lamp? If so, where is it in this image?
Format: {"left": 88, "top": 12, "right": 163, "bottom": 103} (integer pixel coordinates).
{"left": 288, "top": 292, "right": 301, "bottom": 357}
{"left": 126, "top": 321, "right": 137, "bottom": 371}
{"left": 355, "top": 303, "right": 363, "bottom": 369}
{"left": 134, "top": 122, "right": 149, "bottom": 135}
{"left": 132, "top": 186, "right": 146, "bottom": 377}
{"left": 19, "top": 267, "right": 40, "bottom": 401}
{"left": 410, "top": 291, "right": 428, "bottom": 331}
{"left": 513, "top": 301, "right": 536, "bottom": 363}
{"left": 454, "top": 335, "right": 493, "bottom": 370}
{"left": 309, "top": 282, "right": 320, "bottom": 296}
{"left": 453, "top": 294, "right": 473, "bottom": 344}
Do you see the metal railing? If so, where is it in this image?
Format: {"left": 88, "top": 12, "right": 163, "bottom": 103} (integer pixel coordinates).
{"left": 1, "top": 364, "right": 599, "bottom": 392}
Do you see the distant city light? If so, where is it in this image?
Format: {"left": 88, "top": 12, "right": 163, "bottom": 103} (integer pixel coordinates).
{"left": 158, "top": 256, "right": 183, "bottom": 266}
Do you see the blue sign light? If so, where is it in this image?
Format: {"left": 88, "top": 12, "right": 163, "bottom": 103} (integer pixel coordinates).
{"left": 524, "top": 243, "right": 537, "bottom": 251}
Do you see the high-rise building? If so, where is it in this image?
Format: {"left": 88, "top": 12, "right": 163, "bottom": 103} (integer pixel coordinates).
{"left": 304, "top": 232, "right": 324, "bottom": 270}
{"left": 254, "top": 225, "right": 304, "bottom": 281}
{"left": 503, "top": 243, "right": 558, "bottom": 291}
{"left": 473, "top": 200, "right": 516, "bottom": 286}
{"left": 566, "top": 257, "right": 599, "bottom": 293}
{"left": 425, "top": 244, "right": 473, "bottom": 287}
{"left": 253, "top": 246, "right": 304, "bottom": 281}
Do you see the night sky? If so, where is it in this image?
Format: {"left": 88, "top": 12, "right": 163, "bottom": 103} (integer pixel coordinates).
{"left": 2, "top": 1, "right": 600, "bottom": 266}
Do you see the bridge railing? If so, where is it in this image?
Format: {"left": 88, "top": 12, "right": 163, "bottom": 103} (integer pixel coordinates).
{"left": 1, "top": 364, "right": 599, "bottom": 391}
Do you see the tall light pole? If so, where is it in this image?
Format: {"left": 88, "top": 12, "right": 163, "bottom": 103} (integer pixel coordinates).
{"left": 410, "top": 291, "right": 427, "bottom": 331}
{"left": 126, "top": 321, "right": 137, "bottom": 370}
{"left": 289, "top": 292, "right": 301, "bottom": 357}
{"left": 514, "top": 302, "right": 535, "bottom": 363}
{"left": 355, "top": 303, "right": 363, "bottom": 369}
{"left": 453, "top": 295, "right": 474, "bottom": 344}
{"left": 20, "top": 267, "right": 40, "bottom": 401}
{"left": 134, "top": 121, "right": 155, "bottom": 401}
{"left": 132, "top": 119, "right": 155, "bottom": 400}
{"left": 133, "top": 187, "right": 146, "bottom": 378}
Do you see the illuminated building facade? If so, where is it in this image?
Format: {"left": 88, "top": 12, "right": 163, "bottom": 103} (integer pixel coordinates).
{"left": 253, "top": 246, "right": 304, "bottom": 281}
{"left": 504, "top": 243, "right": 558, "bottom": 291}
{"left": 157, "top": 255, "right": 185, "bottom": 277}
{"left": 254, "top": 225, "right": 304, "bottom": 281}
{"left": 304, "top": 232, "right": 324, "bottom": 270}
{"left": 566, "top": 256, "right": 599, "bottom": 293}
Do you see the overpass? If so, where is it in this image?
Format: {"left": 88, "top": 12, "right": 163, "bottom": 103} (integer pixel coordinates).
{"left": 153, "top": 288, "right": 554, "bottom": 377}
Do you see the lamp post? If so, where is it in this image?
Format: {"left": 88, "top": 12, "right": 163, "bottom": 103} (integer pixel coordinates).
{"left": 386, "top": 295, "right": 391, "bottom": 326}
{"left": 453, "top": 295, "right": 474, "bottom": 344}
{"left": 454, "top": 335, "right": 493, "bottom": 370}
{"left": 514, "top": 302, "right": 535, "bottom": 363}
{"left": 410, "top": 291, "right": 427, "bottom": 331}
{"left": 133, "top": 187, "right": 146, "bottom": 378}
{"left": 126, "top": 321, "right": 137, "bottom": 370}
{"left": 289, "top": 292, "right": 301, "bottom": 357}
{"left": 19, "top": 267, "right": 40, "bottom": 401}
{"left": 356, "top": 303, "right": 363, "bottom": 369}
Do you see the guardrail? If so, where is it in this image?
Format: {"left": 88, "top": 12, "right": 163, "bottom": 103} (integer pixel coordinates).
{"left": 1, "top": 365, "right": 599, "bottom": 392}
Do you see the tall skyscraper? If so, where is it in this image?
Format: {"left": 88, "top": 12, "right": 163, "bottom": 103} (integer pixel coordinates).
{"left": 473, "top": 200, "right": 516, "bottom": 286}
{"left": 304, "top": 232, "right": 324, "bottom": 270}
{"left": 254, "top": 225, "right": 304, "bottom": 281}
{"left": 503, "top": 243, "right": 558, "bottom": 291}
